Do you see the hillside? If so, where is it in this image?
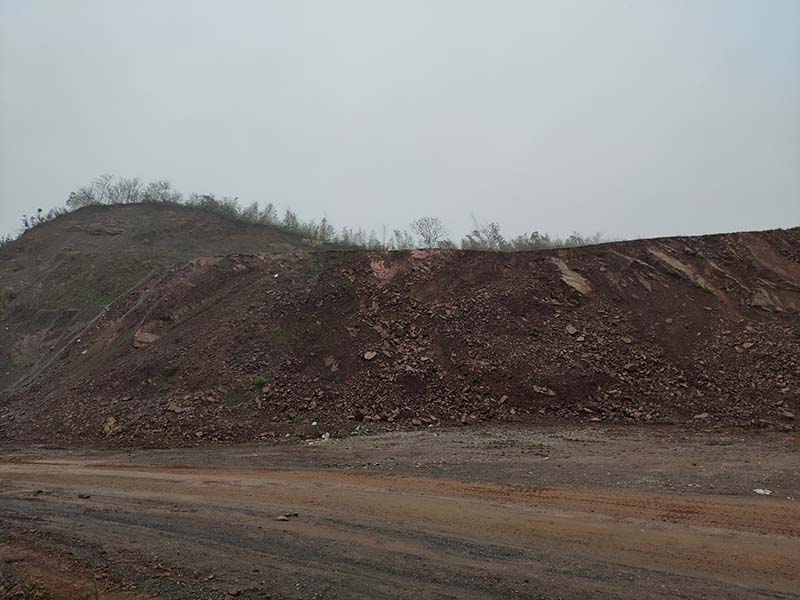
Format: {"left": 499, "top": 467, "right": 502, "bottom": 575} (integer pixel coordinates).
{"left": 2, "top": 224, "right": 798, "bottom": 446}
{"left": 0, "top": 203, "right": 312, "bottom": 391}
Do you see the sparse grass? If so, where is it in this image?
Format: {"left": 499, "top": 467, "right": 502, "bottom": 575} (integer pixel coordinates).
{"left": 12, "top": 583, "right": 51, "bottom": 600}
{"left": 40, "top": 254, "right": 161, "bottom": 310}
{"left": 281, "top": 431, "right": 302, "bottom": 443}
{"left": 253, "top": 376, "right": 267, "bottom": 388}
{"left": 0, "top": 286, "right": 15, "bottom": 307}
{"left": 10, "top": 352, "right": 36, "bottom": 369}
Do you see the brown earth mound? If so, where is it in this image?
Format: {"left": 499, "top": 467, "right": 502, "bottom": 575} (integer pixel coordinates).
{"left": 0, "top": 203, "right": 309, "bottom": 392}
{"left": 2, "top": 227, "right": 799, "bottom": 446}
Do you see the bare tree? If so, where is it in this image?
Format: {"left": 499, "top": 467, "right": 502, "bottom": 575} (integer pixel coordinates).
{"left": 411, "top": 217, "right": 447, "bottom": 248}
{"left": 66, "top": 174, "right": 147, "bottom": 207}
{"left": 142, "top": 180, "right": 182, "bottom": 204}
{"left": 111, "top": 177, "right": 143, "bottom": 203}
{"left": 93, "top": 174, "right": 115, "bottom": 204}
{"left": 67, "top": 187, "right": 95, "bottom": 209}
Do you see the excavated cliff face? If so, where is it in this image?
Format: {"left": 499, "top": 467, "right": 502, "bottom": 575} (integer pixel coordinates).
{"left": 2, "top": 227, "right": 799, "bottom": 446}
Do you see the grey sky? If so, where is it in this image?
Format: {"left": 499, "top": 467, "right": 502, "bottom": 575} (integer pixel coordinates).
{"left": 1, "top": 0, "right": 798, "bottom": 241}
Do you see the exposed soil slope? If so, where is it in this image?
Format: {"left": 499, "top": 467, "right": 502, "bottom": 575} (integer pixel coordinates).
{"left": 0, "top": 204, "right": 309, "bottom": 391}
{"left": 2, "top": 226, "right": 798, "bottom": 446}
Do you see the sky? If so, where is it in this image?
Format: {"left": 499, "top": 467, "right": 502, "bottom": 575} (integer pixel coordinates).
{"left": 1, "top": 0, "right": 798, "bottom": 241}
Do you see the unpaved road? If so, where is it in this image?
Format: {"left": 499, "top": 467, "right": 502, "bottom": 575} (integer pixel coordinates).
{"left": 1, "top": 426, "right": 798, "bottom": 599}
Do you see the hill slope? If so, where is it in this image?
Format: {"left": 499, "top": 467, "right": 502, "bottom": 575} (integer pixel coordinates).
{"left": 2, "top": 225, "right": 798, "bottom": 446}
{"left": 0, "top": 203, "right": 311, "bottom": 391}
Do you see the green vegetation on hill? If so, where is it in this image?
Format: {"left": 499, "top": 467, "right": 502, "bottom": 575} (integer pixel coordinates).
{"left": 5, "top": 174, "right": 610, "bottom": 252}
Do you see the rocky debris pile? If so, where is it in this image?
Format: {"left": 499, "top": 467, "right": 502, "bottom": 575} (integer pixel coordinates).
{"left": 1, "top": 227, "right": 799, "bottom": 446}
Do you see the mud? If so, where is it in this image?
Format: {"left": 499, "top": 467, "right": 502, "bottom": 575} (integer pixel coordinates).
{"left": 1, "top": 426, "right": 798, "bottom": 599}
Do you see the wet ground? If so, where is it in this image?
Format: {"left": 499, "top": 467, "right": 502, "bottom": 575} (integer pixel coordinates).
{"left": 1, "top": 425, "right": 798, "bottom": 599}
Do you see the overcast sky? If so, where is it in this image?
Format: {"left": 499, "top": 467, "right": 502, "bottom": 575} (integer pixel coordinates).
{"left": 1, "top": 0, "right": 798, "bottom": 241}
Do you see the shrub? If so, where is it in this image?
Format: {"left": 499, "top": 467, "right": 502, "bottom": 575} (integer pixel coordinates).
{"left": 0, "top": 286, "right": 15, "bottom": 306}
{"left": 4, "top": 174, "right": 613, "bottom": 254}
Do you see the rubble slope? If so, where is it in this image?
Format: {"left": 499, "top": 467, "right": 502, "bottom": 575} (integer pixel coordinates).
{"left": 2, "top": 226, "right": 799, "bottom": 446}
{"left": 0, "top": 203, "right": 309, "bottom": 391}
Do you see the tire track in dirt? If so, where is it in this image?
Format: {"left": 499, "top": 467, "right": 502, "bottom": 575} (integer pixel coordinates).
{"left": 2, "top": 460, "right": 799, "bottom": 598}
{"left": 14, "top": 461, "right": 797, "bottom": 536}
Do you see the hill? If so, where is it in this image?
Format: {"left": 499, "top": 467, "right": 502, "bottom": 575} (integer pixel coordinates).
{"left": 2, "top": 224, "right": 798, "bottom": 446}
{"left": 0, "top": 203, "right": 313, "bottom": 391}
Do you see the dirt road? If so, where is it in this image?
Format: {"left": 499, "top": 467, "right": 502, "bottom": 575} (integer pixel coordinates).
{"left": 1, "top": 426, "right": 798, "bottom": 599}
